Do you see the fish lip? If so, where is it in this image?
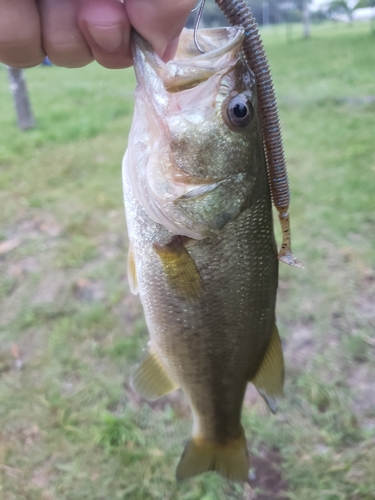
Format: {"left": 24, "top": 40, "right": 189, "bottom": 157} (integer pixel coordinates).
{"left": 132, "top": 26, "right": 244, "bottom": 64}
{"left": 174, "top": 27, "right": 244, "bottom": 64}
{"left": 131, "top": 27, "right": 245, "bottom": 92}
{"left": 131, "top": 30, "right": 163, "bottom": 82}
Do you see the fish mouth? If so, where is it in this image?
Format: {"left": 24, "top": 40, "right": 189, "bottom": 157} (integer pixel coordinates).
{"left": 132, "top": 27, "right": 244, "bottom": 93}
{"left": 126, "top": 27, "right": 249, "bottom": 240}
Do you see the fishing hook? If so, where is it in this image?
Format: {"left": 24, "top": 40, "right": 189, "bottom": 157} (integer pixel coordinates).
{"left": 193, "top": 0, "right": 206, "bottom": 54}
{"left": 191, "top": 0, "right": 204, "bottom": 12}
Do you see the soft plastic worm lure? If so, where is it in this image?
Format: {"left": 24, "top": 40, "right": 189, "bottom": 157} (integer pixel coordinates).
{"left": 210, "top": 0, "right": 302, "bottom": 267}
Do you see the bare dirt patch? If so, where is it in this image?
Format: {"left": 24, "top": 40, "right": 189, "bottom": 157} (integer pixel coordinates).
{"left": 248, "top": 446, "right": 288, "bottom": 500}
{"left": 283, "top": 324, "right": 315, "bottom": 371}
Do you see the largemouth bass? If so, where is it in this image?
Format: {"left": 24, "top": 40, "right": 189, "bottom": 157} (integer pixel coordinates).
{"left": 123, "top": 26, "right": 284, "bottom": 483}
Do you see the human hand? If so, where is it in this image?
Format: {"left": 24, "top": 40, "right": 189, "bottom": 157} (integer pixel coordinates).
{"left": 0, "top": 0, "right": 196, "bottom": 69}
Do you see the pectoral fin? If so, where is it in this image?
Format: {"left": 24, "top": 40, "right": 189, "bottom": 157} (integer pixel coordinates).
{"left": 153, "top": 236, "right": 203, "bottom": 301}
{"left": 131, "top": 343, "right": 179, "bottom": 401}
{"left": 251, "top": 324, "right": 285, "bottom": 413}
{"left": 127, "top": 244, "right": 138, "bottom": 295}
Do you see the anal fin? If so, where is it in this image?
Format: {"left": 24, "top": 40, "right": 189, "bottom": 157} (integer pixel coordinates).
{"left": 251, "top": 323, "right": 285, "bottom": 413}
{"left": 176, "top": 427, "right": 249, "bottom": 483}
{"left": 127, "top": 243, "right": 138, "bottom": 295}
{"left": 153, "top": 236, "right": 203, "bottom": 301}
{"left": 131, "top": 344, "right": 178, "bottom": 401}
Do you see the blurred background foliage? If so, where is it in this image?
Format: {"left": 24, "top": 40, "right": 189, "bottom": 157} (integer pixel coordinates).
{"left": 186, "top": 0, "right": 375, "bottom": 33}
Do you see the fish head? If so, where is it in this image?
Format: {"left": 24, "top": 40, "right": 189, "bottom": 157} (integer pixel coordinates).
{"left": 125, "top": 27, "right": 265, "bottom": 238}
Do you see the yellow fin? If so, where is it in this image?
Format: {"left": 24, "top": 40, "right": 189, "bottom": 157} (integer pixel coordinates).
{"left": 127, "top": 244, "right": 138, "bottom": 295}
{"left": 251, "top": 324, "right": 285, "bottom": 414}
{"left": 131, "top": 344, "right": 178, "bottom": 401}
{"left": 153, "top": 236, "right": 203, "bottom": 301}
{"left": 176, "top": 429, "right": 249, "bottom": 483}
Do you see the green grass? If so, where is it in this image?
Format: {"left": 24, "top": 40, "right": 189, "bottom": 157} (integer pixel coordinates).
{"left": 1, "top": 20, "right": 375, "bottom": 499}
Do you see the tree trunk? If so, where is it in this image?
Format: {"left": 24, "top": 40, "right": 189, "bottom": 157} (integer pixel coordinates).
{"left": 262, "top": 1, "right": 270, "bottom": 27}
{"left": 7, "top": 67, "right": 36, "bottom": 130}
{"left": 302, "top": 0, "right": 311, "bottom": 38}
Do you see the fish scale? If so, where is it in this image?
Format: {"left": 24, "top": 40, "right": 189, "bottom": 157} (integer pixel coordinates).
{"left": 123, "top": 26, "right": 285, "bottom": 482}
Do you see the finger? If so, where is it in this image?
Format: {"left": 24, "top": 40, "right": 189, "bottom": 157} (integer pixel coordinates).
{"left": 125, "top": 0, "right": 196, "bottom": 61}
{"left": 162, "top": 37, "right": 180, "bottom": 64}
{"left": 0, "top": 0, "right": 45, "bottom": 67}
{"left": 38, "top": 0, "right": 93, "bottom": 68}
{"left": 78, "top": 0, "right": 132, "bottom": 69}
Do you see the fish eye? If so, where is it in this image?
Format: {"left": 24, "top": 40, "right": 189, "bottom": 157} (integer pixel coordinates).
{"left": 226, "top": 95, "right": 253, "bottom": 128}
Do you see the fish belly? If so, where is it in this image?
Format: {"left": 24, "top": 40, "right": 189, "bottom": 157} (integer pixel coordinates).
{"left": 123, "top": 173, "right": 278, "bottom": 443}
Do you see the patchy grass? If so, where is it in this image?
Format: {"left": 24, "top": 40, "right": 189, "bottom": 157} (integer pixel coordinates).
{"left": 1, "top": 20, "right": 375, "bottom": 499}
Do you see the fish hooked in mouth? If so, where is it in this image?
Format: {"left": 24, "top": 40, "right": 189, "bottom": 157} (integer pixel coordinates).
{"left": 122, "top": 26, "right": 284, "bottom": 482}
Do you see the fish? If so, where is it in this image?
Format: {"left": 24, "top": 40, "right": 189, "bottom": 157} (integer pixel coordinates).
{"left": 122, "top": 26, "right": 284, "bottom": 483}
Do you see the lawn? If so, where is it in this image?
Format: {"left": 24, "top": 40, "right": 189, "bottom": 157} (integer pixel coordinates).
{"left": 0, "top": 20, "right": 374, "bottom": 500}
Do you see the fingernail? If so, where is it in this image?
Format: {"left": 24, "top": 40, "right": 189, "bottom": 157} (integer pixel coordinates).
{"left": 86, "top": 23, "right": 123, "bottom": 53}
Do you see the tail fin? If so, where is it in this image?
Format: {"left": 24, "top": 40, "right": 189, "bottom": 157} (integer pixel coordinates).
{"left": 176, "top": 429, "right": 249, "bottom": 482}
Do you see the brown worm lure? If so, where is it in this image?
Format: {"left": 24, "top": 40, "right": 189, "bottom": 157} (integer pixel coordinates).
{"left": 214, "top": 0, "right": 302, "bottom": 268}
